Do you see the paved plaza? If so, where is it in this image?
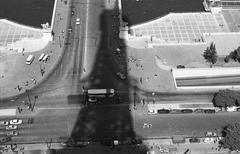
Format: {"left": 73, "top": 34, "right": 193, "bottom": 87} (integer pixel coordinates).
{"left": 222, "top": 9, "right": 240, "bottom": 32}
{"left": 0, "top": 19, "right": 51, "bottom": 52}
{"left": 129, "top": 12, "right": 230, "bottom": 44}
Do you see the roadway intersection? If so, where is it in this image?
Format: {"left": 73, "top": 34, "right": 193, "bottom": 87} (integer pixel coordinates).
{"left": 0, "top": 0, "right": 240, "bottom": 152}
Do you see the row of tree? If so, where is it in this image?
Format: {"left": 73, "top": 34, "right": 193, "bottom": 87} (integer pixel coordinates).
{"left": 213, "top": 90, "right": 240, "bottom": 151}
{"left": 203, "top": 42, "right": 240, "bottom": 64}
{"left": 220, "top": 122, "right": 240, "bottom": 151}
{"left": 212, "top": 89, "right": 240, "bottom": 108}
{"left": 224, "top": 46, "right": 240, "bottom": 63}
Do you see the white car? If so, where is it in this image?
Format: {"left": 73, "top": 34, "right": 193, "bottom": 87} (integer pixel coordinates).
{"left": 6, "top": 125, "right": 18, "bottom": 130}
{"left": 0, "top": 121, "right": 9, "bottom": 125}
{"left": 203, "top": 137, "right": 214, "bottom": 143}
{"left": 10, "top": 119, "right": 22, "bottom": 125}
{"left": 76, "top": 18, "right": 80, "bottom": 25}
{"left": 148, "top": 110, "right": 157, "bottom": 114}
{"left": 205, "top": 131, "right": 217, "bottom": 136}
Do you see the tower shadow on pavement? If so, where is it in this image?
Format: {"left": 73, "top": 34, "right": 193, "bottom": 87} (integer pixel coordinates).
{"left": 64, "top": 2, "right": 149, "bottom": 154}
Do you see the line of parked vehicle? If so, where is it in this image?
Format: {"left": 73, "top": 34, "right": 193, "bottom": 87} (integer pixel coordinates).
{"left": 188, "top": 131, "right": 222, "bottom": 144}
{"left": 148, "top": 108, "right": 219, "bottom": 114}
{"left": 0, "top": 119, "right": 22, "bottom": 143}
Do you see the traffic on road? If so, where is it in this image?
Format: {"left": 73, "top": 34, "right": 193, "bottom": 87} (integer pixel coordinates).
{"left": 0, "top": 119, "right": 22, "bottom": 144}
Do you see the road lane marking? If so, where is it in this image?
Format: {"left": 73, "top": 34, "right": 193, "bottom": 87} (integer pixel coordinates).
{"left": 83, "top": 0, "right": 89, "bottom": 71}
{"left": 37, "top": 106, "right": 82, "bottom": 110}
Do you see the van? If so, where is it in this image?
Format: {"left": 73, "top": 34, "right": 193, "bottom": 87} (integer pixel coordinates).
{"left": 26, "top": 55, "right": 35, "bottom": 65}
{"left": 42, "top": 54, "right": 49, "bottom": 62}
{"left": 76, "top": 18, "right": 80, "bottom": 25}
{"left": 38, "top": 53, "right": 45, "bottom": 61}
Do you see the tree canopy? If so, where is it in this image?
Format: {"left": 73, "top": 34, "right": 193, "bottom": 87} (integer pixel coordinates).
{"left": 225, "top": 46, "right": 240, "bottom": 63}
{"left": 203, "top": 42, "right": 218, "bottom": 64}
{"left": 220, "top": 123, "right": 240, "bottom": 151}
{"left": 212, "top": 89, "right": 240, "bottom": 107}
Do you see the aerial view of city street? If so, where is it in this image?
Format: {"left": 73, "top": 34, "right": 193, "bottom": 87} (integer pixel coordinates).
{"left": 1, "top": 0, "right": 240, "bottom": 153}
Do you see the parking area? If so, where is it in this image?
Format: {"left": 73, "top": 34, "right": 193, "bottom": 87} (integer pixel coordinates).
{"left": 129, "top": 12, "right": 229, "bottom": 44}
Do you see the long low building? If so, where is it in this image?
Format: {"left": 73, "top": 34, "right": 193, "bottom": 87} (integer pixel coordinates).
{"left": 172, "top": 67, "right": 240, "bottom": 89}
{"left": 148, "top": 102, "right": 216, "bottom": 111}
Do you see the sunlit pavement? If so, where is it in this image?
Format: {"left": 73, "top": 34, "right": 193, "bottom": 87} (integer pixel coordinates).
{"left": 0, "top": 0, "right": 69, "bottom": 99}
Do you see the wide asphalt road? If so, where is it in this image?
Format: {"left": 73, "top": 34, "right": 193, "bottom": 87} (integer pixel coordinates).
{"left": 1, "top": 105, "right": 240, "bottom": 144}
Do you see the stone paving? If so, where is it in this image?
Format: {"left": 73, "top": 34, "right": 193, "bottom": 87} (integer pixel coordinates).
{"left": 0, "top": 0, "right": 70, "bottom": 99}
{"left": 128, "top": 12, "right": 229, "bottom": 44}
{"left": 222, "top": 9, "right": 240, "bottom": 32}
{"left": 0, "top": 19, "right": 51, "bottom": 52}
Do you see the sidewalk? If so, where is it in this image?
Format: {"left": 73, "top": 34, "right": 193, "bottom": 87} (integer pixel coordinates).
{"left": 0, "top": 140, "right": 237, "bottom": 154}
{"left": 0, "top": 0, "right": 70, "bottom": 99}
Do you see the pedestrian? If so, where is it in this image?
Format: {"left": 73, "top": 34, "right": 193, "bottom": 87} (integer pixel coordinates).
{"left": 17, "top": 85, "right": 22, "bottom": 91}
{"left": 17, "top": 107, "right": 21, "bottom": 113}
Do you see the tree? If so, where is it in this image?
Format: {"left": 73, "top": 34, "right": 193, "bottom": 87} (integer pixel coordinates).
{"left": 225, "top": 46, "right": 240, "bottom": 62}
{"left": 212, "top": 89, "right": 240, "bottom": 108}
{"left": 234, "top": 47, "right": 240, "bottom": 62}
{"left": 224, "top": 55, "right": 230, "bottom": 63}
{"left": 203, "top": 42, "right": 218, "bottom": 64}
{"left": 220, "top": 123, "right": 240, "bottom": 151}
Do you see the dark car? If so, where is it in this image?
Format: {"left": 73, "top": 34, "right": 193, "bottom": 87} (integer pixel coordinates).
{"left": 0, "top": 137, "right": 11, "bottom": 143}
{"left": 189, "top": 138, "right": 201, "bottom": 143}
{"left": 61, "top": 141, "right": 90, "bottom": 147}
{"left": 194, "top": 109, "right": 205, "bottom": 113}
{"left": 116, "top": 72, "right": 126, "bottom": 80}
{"left": 177, "top": 65, "right": 185, "bottom": 69}
{"left": 131, "top": 139, "right": 142, "bottom": 145}
{"left": 170, "top": 109, "right": 182, "bottom": 114}
{"left": 237, "top": 108, "right": 240, "bottom": 112}
{"left": 181, "top": 109, "right": 193, "bottom": 113}
{"left": 157, "top": 109, "right": 170, "bottom": 114}
{"left": 204, "top": 109, "right": 215, "bottom": 113}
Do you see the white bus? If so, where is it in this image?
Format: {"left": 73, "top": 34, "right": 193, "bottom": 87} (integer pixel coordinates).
{"left": 87, "top": 89, "right": 115, "bottom": 97}
{"left": 26, "top": 55, "right": 35, "bottom": 65}
{"left": 42, "top": 54, "right": 49, "bottom": 62}
{"left": 38, "top": 53, "right": 45, "bottom": 61}
{"left": 86, "top": 89, "right": 115, "bottom": 103}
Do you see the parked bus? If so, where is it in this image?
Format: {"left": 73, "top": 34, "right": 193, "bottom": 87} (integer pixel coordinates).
{"left": 26, "top": 55, "right": 35, "bottom": 65}
{"left": 42, "top": 54, "right": 49, "bottom": 62}
{"left": 38, "top": 53, "right": 45, "bottom": 61}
